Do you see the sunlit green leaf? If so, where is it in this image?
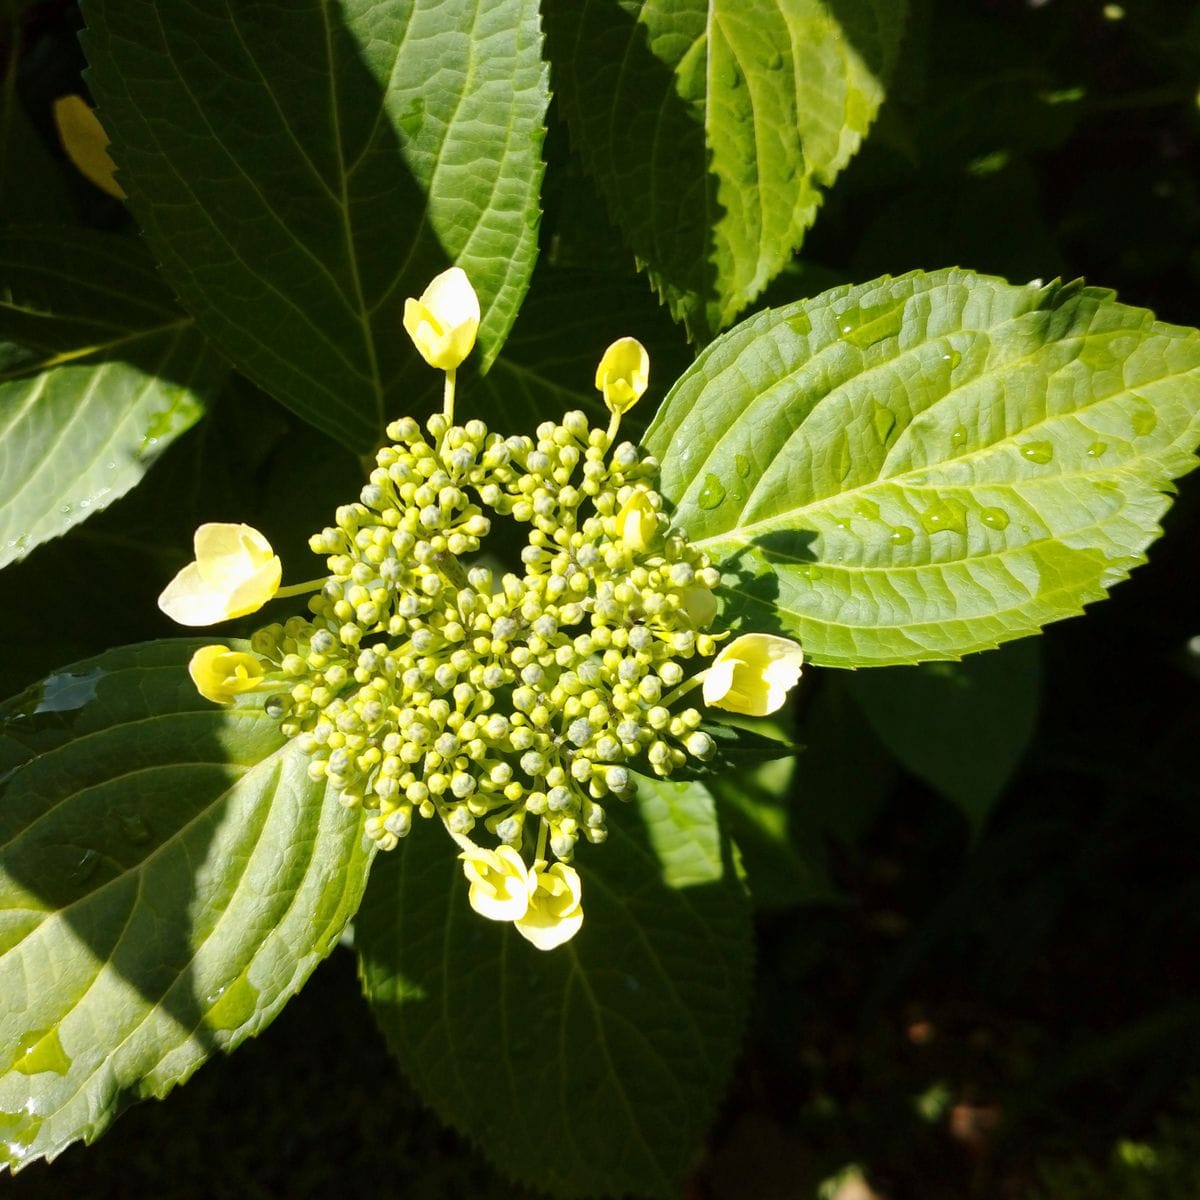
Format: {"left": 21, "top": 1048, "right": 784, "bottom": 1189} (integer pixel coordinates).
{"left": 647, "top": 270, "right": 1200, "bottom": 666}
{"left": 0, "top": 641, "right": 372, "bottom": 1170}
{"left": 82, "top": 0, "right": 550, "bottom": 450}
{"left": 0, "top": 229, "right": 225, "bottom": 570}
{"left": 544, "top": 0, "right": 906, "bottom": 340}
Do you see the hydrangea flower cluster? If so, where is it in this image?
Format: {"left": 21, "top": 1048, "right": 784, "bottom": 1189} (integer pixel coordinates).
{"left": 256, "top": 402, "right": 722, "bottom": 858}
{"left": 159, "top": 268, "right": 804, "bottom": 950}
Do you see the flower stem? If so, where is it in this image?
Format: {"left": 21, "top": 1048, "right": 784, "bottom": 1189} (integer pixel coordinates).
{"left": 443, "top": 367, "right": 457, "bottom": 424}
{"left": 274, "top": 578, "right": 327, "bottom": 599}
{"left": 605, "top": 410, "right": 621, "bottom": 445}
{"left": 661, "top": 671, "right": 705, "bottom": 709}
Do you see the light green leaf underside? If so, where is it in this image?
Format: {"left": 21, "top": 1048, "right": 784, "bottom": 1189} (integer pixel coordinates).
{"left": 0, "top": 641, "right": 373, "bottom": 1172}
{"left": 543, "top": 0, "right": 905, "bottom": 340}
{"left": 646, "top": 269, "right": 1200, "bottom": 667}
{"left": 357, "top": 774, "right": 751, "bottom": 1200}
{"left": 81, "top": 0, "right": 550, "bottom": 452}
{"left": 0, "top": 229, "right": 224, "bottom": 570}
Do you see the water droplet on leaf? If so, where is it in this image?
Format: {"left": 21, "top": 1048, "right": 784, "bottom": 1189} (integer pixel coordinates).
{"left": 853, "top": 498, "right": 881, "bottom": 520}
{"left": 950, "top": 426, "right": 968, "bottom": 449}
{"left": 872, "top": 404, "right": 896, "bottom": 444}
{"left": 70, "top": 848, "right": 99, "bottom": 884}
{"left": 114, "top": 808, "right": 152, "bottom": 845}
{"left": 206, "top": 975, "right": 260, "bottom": 1032}
{"left": 836, "top": 299, "right": 905, "bottom": 349}
{"left": 13, "top": 1028, "right": 70, "bottom": 1077}
{"left": 735, "top": 454, "right": 751, "bottom": 478}
{"left": 1130, "top": 405, "right": 1158, "bottom": 436}
{"left": 786, "top": 311, "right": 811, "bottom": 335}
{"left": 919, "top": 498, "right": 968, "bottom": 535}
{"left": 889, "top": 525, "right": 914, "bottom": 545}
{"left": 980, "top": 507, "right": 1010, "bottom": 530}
{"left": 398, "top": 96, "right": 426, "bottom": 137}
{"left": 1020, "top": 441, "right": 1054, "bottom": 464}
{"left": 834, "top": 434, "right": 853, "bottom": 482}
{"left": 697, "top": 474, "right": 726, "bottom": 509}
{"left": 34, "top": 668, "right": 104, "bottom": 714}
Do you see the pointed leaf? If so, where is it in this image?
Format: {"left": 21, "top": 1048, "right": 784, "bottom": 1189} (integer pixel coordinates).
{"left": 543, "top": 0, "right": 906, "bottom": 340}
{"left": 847, "top": 638, "right": 1042, "bottom": 832}
{"left": 0, "top": 641, "right": 372, "bottom": 1171}
{"left": 81, "top": 0, "right": 550, "bottom": 450}
{"left": 0, "top": 229, "right": 225, "bottom": 569}
{"left": 357, "top": 774, "right": 751, "bottom": 1199}
{"left": 646, "top": 270, "right": 1200, "bottom": 666}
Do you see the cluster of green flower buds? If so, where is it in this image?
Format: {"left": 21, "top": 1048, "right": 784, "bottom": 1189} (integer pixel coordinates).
{"left": 255, "top": 401, "right": 721, "bottom": 866}
{"left": 160, "top": 267, "right": 804, "bottom": 950}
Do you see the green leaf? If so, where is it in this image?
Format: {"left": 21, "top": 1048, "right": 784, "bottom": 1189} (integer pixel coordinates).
{"left": 646, "top": 270, "right": 1200, "bottom": 667}
{"left": 0, "top": 229, "right": 225, "bottom": 570}
{"left": 543, "top": 0, "right": 906, "bottom": 340}
{"left": 705, "top": 718, "right": 796, "bottom": 759}
{"left": 81, "top": 0, "right": 550, "bottom": 451}
{"left": 709, "top": 755, "right": 841, "bottom": 910}
{"left": 0, "top": 640, "right": 373, "bottom": 1171}
{"left": 847, "top": 638, "right": 1042, "bottom": 832}
{"left": 357, "top": 774, "right": 751, "bottom": 1199}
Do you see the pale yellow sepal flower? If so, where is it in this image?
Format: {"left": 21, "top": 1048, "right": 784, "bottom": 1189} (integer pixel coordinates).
{"left": 189, "top": 645, "right": 266, "bottom": 705}
{"left": 595, "top": 337, "right": 649, "bottom": 415}
{"left": 403, "top": 267, "right": 480, "bottom": 370}
{"left": 616, "top": 490, "right": 657, "bottom": 552}
{"left": 158, "top": 523, "right": 282, "bottom": 626}
{"left": 702, "top": 633, "right": 804, "bottom": 717}
{"left": 53, "top": 95, "right": 126, "bottom": 200}
{"left": 515, "top": 862, "right": 583, "bottom": 951}
{"left": 460, "top": 845, "right": 533, "bottom": 923}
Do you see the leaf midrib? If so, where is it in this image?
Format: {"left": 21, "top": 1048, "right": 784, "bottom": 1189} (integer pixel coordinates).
{"left": 687, "top": 328, "right": 1196, "bottom": 551}
{"left": 20, "top": 755, "right": 332, "bottom": 1136}
{"left": 0, "top": 317, "right": 193, "bottom": 384}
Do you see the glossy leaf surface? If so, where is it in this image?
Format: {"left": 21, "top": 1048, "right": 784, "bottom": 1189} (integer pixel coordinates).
{"left": 647, "top": 270, "right": 1200, "bottom": 666}
{"left": 82, "top": 0, "right": 550, "bottom": 449}
{"left": 0, "top": 641, "right": 372, "bottom": 1170}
